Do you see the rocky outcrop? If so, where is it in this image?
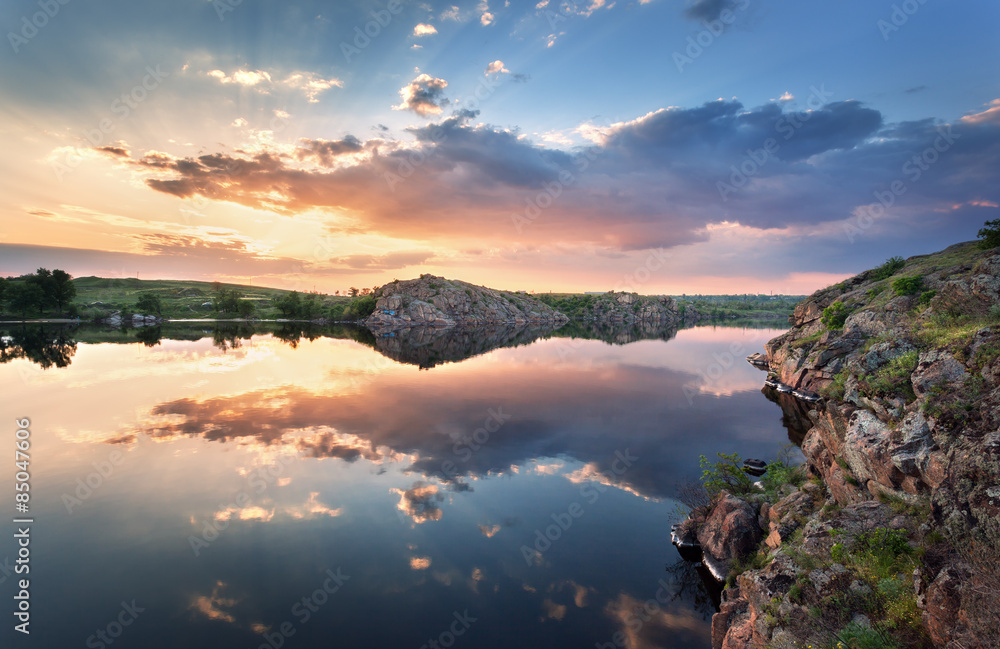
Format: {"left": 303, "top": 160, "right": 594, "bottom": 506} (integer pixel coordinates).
{"left": 696, "top": 492, "right": 764, "bottom": 581}
{"left": 365, "top": 275, "right": 568, "bottom": 327}
{"left": 581, "top": 291, "right": 701, "bottom": 324}
{"left": 696, "top": 241, "right": 1000, "bottom": 649}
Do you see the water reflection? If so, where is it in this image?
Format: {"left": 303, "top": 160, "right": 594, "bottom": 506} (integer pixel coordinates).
{"left": 0, "top": 323, "right": 77, "bottom": 367}
{"left": 1, "top": 322, "right": 797, "bottom": 649}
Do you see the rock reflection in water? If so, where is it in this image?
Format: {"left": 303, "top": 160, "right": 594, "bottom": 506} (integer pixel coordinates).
{"left": 367, "top": 322, "right": 563, "bottom": 369}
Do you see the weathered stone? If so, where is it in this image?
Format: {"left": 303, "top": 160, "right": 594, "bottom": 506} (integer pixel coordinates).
{"left": 808, "top": 563, "right": 850, "bottom": 597}
{"left": 697, "top": 492, "right": 764, "bottom": 580}
{"left": 911, "top": 349, "right": 968, "bottom": 399}
{"left": 923, "top": 566, "right": 966, "bottom": 647}
{"left": 366, "top": 275, "right": 568, "bottom": 327}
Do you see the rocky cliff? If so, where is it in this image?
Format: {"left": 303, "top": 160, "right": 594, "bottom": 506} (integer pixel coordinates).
{"left": 681, "top": 241, "right": 1000, "bottom": 649}
{"left": 364, "top": 275, "right": 569, "bottom": 327}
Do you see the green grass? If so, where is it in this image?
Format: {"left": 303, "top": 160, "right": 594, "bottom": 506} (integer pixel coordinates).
{"left": 68, "top": 277, "right": 351, "bottom": 320}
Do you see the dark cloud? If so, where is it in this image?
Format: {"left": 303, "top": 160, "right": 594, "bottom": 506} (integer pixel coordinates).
{"left": 96, "top": 145, "right": 131, "bottom": 157}
{"left": 394, "top": 74, "right": 449, "bottom": 116}
{"left": 684, "top": 0, "right": 735, "bottom": 21}
{"left": 107, "top": 98, "right": 1000, "bottom": 253}
{"left": 296, "top": 136, "right": 363, "bottom": 167}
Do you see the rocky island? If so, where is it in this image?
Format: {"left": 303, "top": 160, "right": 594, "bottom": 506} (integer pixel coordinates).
{"left": 364, "top": 274, "right": 569, "bottom": 327}
{"left": 676, "top": 241, "right": 1000, "bottom": 649}
{"left": 363, "top": 275, "right": 703, "bottom": 329}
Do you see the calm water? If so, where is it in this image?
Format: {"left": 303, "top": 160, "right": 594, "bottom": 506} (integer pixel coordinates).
{"left": 1, "top": 322, "right": 798, "bottom": 648}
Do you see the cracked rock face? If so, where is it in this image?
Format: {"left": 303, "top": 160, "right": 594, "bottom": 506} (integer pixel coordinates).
{"left": 696, "top": 492, "right": 764, "bottom": 581}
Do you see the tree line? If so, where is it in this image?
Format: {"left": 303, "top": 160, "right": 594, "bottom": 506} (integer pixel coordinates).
{"left": 0, "top": 268, "right": 77, "bottom": 318}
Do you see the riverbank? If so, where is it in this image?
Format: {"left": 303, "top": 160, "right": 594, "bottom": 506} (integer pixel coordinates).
{"left": 675, "top": 241, "right": 1000, "bottom": 649}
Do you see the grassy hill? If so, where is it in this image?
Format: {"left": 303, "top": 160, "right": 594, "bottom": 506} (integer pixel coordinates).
{"left": 71, "top": 276, "right": 351, "bottom": 320}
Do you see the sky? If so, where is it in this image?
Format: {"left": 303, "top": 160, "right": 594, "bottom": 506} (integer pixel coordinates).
{"left": 1, "top": 0, "right": 998, "bottom": 295}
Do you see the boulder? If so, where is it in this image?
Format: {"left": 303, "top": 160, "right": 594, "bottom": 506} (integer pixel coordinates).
{"left": 697, "top": 492, "right": 764, "bottom": 580}
{"left": 911, "top": 349, "right": 968, "bottom": 399}
{"left": 923, "top": 566, "right": 967, "bottom": 647}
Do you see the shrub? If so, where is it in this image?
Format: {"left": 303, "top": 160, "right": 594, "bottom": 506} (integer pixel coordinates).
{"left": 699, "top": 452, "right": 754, "bottom": 497}
{"left": 760, "top": 460, "right": 805, "bottom": 498}
{"left": 822, "top": 301, "right": 849, "bottom": 329}
{"left": 870, "top": 256, "right": 906, "bottom": 280}
{"left": 978, "top": 219, "right": 1000, "bottom": 250}
{"left": 917, "top": 290, "right": 936, "bottom": 306}
{"left": 891, "top": 276, "right": 923, "bottom": 296}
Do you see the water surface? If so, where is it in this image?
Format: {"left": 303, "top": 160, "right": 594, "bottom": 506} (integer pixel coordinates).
{"left": 1, "top": 322, "right": 797, "bottom": 648}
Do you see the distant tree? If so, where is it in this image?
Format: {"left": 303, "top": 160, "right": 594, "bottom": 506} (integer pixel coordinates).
{"left": 237, "top": 299, "right": 256, "bottom": 319}
{"left": 0, "top": 277, "right": 8, "bottom": 311}
{"left": 979, "top": 219, "right": 1000, "bottom": 250}
{"left": 8, "top": 283, "right": 44, "bottom": 319}
{"left": 214, "top": 288, "right": 241, "bottom": 314}
{"left": 348, "top": 287, "right": 359, "bottom": 297}
{"left": 300, "top": 293, "right": 320, "bottom": 319}
{"left": 49, "top": 270, "right": 76, "bottom": 315}
{"left": 360, "top": 287, "right": 372, "bottom": 296}
{"left": 135, "top": 292, "right": 162, "bottom": 316}
{"left": 27, "top": 268, "right": 53, "bottom": 312}
{"left": 275, "top": 292, "right": 302, "bottom": 318}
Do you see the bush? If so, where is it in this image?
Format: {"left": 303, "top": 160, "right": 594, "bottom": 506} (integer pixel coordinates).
{"left": 699, "top": 452, "right": 754, "bottom": 497}
{"left": 978, "top": 219, "right": 1000, "bottom": 250}
{"left": 351, "top": 295, "right": 377, "bottom": 319}
{"left": 822, "top": 301, "right": 849, "bottom": 329}
{"left": 760, "top": 460, "right": 805, "bottom": 498}
{"left": 891, "top": 276, "right": 923, "bottom": 296}
{"left": 870, "top": 256, "right": 906, "bottom": 280}
{"left": 917, "top": 290, "right": 936, "bottom": 306}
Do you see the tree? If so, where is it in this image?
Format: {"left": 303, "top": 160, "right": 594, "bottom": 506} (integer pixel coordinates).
{"left": 135, "top": 292, "right": 162, "bottom": 316}
{"left": 8, "top": 283, "right": 44, "bottom": 319}
{"left": 27, "top": 268, "right": 53, "bottom": 313}
{"left": 237, "top": 299, "right": 256, "bottom": 319}
{"left": 300, "top": 293, "right": 319, "bottom": 319}
{"left": 213, "top": 288, "right": 241, "bottom": 314}
{"left": 348, "top": 287, "right": 359, "bottom": 297}
{"left": 275, "top": 292, "right": 302, "bottom": 318}
{"left": 0, "top": 277, "right": 8, "bottom": 312}
{"left": 979, "top": 219, "right": 1000, "bottom": 250}
{"left": 50, "top": 270, "right": 76, "bottom": 315}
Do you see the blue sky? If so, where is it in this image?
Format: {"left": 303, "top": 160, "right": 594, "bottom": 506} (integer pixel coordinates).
{"left": 1, "top": 0, "right": 998, "bottom": 293}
